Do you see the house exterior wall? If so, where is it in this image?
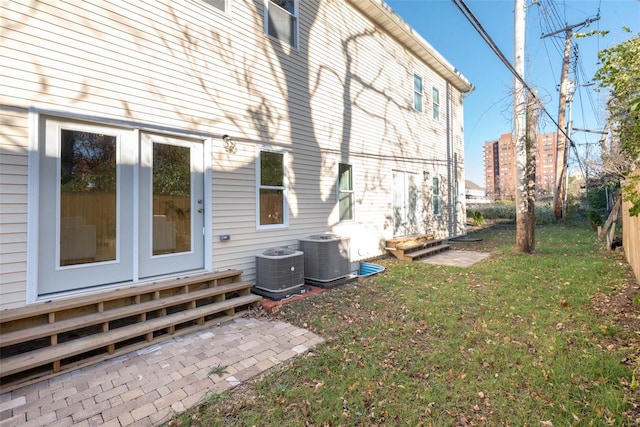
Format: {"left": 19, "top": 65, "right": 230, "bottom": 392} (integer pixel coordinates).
{"left": 0, "top": 0, "right": 471, "bottom": 309}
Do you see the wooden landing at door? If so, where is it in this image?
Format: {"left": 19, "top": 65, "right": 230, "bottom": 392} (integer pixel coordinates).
{"left": 0, "top": 270, "right": 261, "bottom": 393}
{"left": 385, "top": 235, "right": 450, "bottom": 261}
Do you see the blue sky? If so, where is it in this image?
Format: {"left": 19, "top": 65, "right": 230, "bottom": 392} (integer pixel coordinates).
{"left": 385, "top": 0, "right": 640, "bottom": 186}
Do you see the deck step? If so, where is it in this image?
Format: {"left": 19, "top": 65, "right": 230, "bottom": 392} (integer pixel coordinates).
{"left": 0, "top": 270, "right": 261, "bottom": 393}
{"left": 1, "top": 281, "right": 254, "bottom": 347}
{"left": 1, "top": 294, "right": 261, "bottom": 377}
{"left": 385, "top": 236, "right": 450, "bottom": 261}
{"left": 405, "top": 243, "right": 451, "bottom": 259}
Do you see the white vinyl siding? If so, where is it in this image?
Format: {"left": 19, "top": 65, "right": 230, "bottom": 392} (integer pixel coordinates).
{"left": 0, "top": 0, "right": 468, "bottom": 308}
{"left": 0, "top": 111, "right": 29, "bottom": 309}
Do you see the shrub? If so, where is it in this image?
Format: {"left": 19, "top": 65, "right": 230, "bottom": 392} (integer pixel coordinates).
{"left": 588, "top": 210, "right": 602, "bottom": 231}
{"left": 466, "top": 202, "right": 556, "bottom": 225}
{"left": 473, "top": 211, "right": 484, "bottom": 225}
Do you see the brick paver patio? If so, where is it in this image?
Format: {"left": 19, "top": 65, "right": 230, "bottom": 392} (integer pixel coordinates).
{"left": 0, "top": 318, "right": 324, "bottom": 427}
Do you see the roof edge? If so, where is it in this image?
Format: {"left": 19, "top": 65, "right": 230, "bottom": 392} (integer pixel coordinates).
{"left": 347, "top": 0, "right": 474, "bottom": 94}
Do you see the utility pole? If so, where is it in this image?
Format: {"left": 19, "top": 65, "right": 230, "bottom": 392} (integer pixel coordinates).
{"left": 551, "top": 31, "right": 571, "bottom": 220}
{"left": 514, "top": 0, "right": 533, "bottom": 252}
{"left": 542, "top": 16, "right": 600, "bottom": 220}
{"left": 563, "top": 80, "right": 576, "bottom": 217}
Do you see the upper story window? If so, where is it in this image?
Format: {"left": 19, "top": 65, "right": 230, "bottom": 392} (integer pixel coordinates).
{"left": 258, "top": 151, "right": 288, "bottom": 228}
{"left": 265, "top": 0, "right": 298, "bottom": 48}
{"left": 432, "top": 87, "right": 440, "bottom": 120}
{"left": 413, "top": 74, "right": 423, "bottom": 112}
{"left": 202, "top": 0, "right": 229, "bottom": 13}
{"left": 338, "top": 163, "right": 354, "bottom": 222}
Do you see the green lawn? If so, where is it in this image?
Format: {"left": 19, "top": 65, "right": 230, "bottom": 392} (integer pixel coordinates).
{"left": 172, "top": 222, "right": 639, "bottom": 426}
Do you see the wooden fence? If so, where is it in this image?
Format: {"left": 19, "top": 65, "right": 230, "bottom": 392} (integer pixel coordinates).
{"left": 622, "top": 170, "right": 640, "bottom": 283}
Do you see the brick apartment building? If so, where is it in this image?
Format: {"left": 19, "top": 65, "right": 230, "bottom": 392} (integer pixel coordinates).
{"left": 484, "top": 133, "right": 557, "bottom": 201}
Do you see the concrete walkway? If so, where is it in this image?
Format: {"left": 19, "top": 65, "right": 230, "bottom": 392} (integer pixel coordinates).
{"left": 419, "top": 249, "right": 491, "bottom": 268}
{"left": 0, "top": 318, "right": 325, "bottom": 427}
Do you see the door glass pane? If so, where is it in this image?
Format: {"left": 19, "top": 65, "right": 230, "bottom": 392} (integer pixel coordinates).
{"left": 153, "top": 143, "right": 191, "bottom": 255}
{"left": 60, "top": 130, "right": 117, "bottom": 266}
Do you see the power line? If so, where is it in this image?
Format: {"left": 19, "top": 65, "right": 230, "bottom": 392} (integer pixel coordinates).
{"left": 538, "top": 1, "right": 606, "bottom": 180}
{"left": 450, "top": 0, "right": 577, "bottom": 148}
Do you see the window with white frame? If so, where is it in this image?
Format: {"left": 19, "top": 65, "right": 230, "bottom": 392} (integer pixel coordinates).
{"left": 202, "top": 0, "right": 229, "bottom": 12}
{"left": 413, "top": 73, "right": 423, "bottom": 112}
{"left": 338, "top": 163, "right": 354, "bottom": 221}
{"left": 258, "top": 151, "right": 287, "bottom": 227}
{"left": 432, "top": 176, "right": 440, "bottom": 215}
{"left": 432, "top": 87, "right": 440, "bottom": 120}
{"left": 265, "top": 0, "right": 298, "bottom": 48}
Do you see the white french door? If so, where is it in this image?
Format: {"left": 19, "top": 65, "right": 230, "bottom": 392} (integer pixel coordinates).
{"left": 392, "top": 171, "right": 420, "bottom": 237}
{"left": 37, "top": 118, "right": 205, "bottom": 296}
{"left": 138, "top": 133, "right": 204, "bottom": 278}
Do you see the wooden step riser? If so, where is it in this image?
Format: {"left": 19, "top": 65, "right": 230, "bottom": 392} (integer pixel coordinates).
{"left": 386, "top": 243, "right": 450, "bottom": 261}
{"left": 1, "top": 294, "right": 260, "bottom": 377}
{"left": 0, "top": 270, "right": 243, "bottom": 324}
{"left": 1, "top": 281, "right": 253, "bottom": 347}
{"left": 405, "top": 244, "right": 451, "bottom": 260}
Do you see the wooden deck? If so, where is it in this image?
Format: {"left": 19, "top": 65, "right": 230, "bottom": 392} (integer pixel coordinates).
{"left": 385, "top": 235, "right": 450, "bottom": 261}
{"left": 0, "top": 270, "right": 261, "bottom": 393}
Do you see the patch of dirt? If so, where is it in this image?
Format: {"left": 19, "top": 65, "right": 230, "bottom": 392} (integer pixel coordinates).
{"left": 590, "top": 253, "right": 640, "bottom": 424}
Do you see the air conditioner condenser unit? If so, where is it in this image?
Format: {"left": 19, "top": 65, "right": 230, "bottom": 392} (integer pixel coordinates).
{"left": 299, "top": 234, "right": 351, "bottom": 283}
{"left": 254, "top": 247, "right": 305, "bottom": 293}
